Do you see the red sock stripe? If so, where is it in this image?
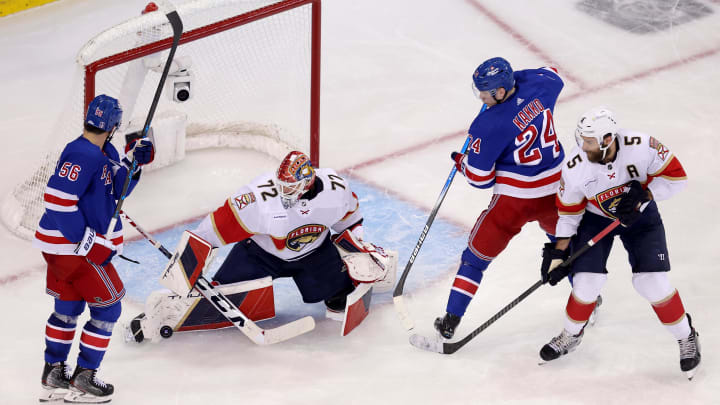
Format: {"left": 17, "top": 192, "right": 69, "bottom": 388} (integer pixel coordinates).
{"left": 565, "top": 293, "right": 597, "bottom": 323}
{"left": 46, "top": 324, "right": 76, "bottom": 342}
{"left": 452, "top": 277, "right": 479, "bottom": 296}
{"left": 80, "top": 330, "right": 111, "bottom": 350}
{"left": 652, "top": 290, "right": 686, "bottom": 325}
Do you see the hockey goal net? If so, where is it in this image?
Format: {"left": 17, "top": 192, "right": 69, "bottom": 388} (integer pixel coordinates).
{"left": 2, "top": 0, "right": 320, "bottom": 240}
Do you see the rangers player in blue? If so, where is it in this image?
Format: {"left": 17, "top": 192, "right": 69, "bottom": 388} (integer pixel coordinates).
{"left": 33, "top": 94, "right": 154, "bottom": 403}
{"left": 434, "top": 57, "right": 566, "bottom": 339}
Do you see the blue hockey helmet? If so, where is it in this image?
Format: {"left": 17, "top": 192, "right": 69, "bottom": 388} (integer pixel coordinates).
{"left": 472, "top": 57, "right": 515, "bottom": 96}
{"left": 85, "top": 94, "right": 123, "bottom": 132}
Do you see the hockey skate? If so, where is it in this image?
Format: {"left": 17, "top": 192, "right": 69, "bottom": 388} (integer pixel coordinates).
{"left": 65, "top": 366, "right": 114, "bottom": 403}
{"left": 539, "top": 328, "right": 584, "bottom": 362}
{"left": 434, "top": 313, "right": 461, "bottom": 339}
{"left": 678, "top": 314, "right": 701, "bottom": 380}
{"left": 39, "top": 361, "right": 72, "bottom": 402}
{"left": 324, "top": 292, "right": 347, "bottom": 321}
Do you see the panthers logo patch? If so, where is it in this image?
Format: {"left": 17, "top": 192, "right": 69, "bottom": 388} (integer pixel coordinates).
{"left": 286, "top": 224, "right": 327, "bottom": 252}
{"left": 595, "top": 185, "right": 627, "bottom": 218}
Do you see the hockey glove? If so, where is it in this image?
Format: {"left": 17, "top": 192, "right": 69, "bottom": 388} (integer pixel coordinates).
{"left": 74, "top": 227, "right": 116, "bottom": 266}
{"left": 541, "top": 242, "right": 570, "bottom": 286}
{"left": 125, "top": 128, "right": 155, "bottom": 166}
{"left": 334, "top": 229, "right": 389, "bottom": 284}
{"left": 615, "top": 180, "right": 650, "bottom": 227}
{"left": 450, "top": 151, "right": 466, "bottom": 173}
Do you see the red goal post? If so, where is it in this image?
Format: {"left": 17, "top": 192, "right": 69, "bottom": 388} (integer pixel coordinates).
{"left": 1, "top": 0, "right": 321, "bottom": 241}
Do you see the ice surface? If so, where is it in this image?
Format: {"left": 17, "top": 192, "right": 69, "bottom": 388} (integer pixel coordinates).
{"left": 1, "top": 0, "right": 719, "bottom": 404}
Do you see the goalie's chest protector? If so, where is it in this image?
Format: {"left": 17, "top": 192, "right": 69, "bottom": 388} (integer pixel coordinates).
{"left": 217, "top": 169, "right": 352, "bottom": 261}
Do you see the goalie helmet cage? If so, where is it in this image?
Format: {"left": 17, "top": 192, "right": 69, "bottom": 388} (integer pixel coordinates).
{"left": 2, "top": 0, "right": 321, "bottom": 241}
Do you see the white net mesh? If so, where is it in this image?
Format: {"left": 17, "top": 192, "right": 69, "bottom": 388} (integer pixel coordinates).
{"left": 2, "top": 0, "right": 317, "bottom": 240}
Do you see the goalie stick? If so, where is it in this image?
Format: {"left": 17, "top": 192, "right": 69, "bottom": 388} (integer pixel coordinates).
{"left": 410, "top": 219, "right": 621, "bottom": 354}
{"left": 107, "top": 3, "right": 183, "bottom": 235}
{"left": 393, "top": 104, "right": 487, "bottom": 331}
{"left": 120, "top": 211, "right": 315, "bottom": 345}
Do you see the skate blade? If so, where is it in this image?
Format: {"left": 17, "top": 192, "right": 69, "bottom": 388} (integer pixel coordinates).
{"left": 685, "top": 366, "right": 700, "bottom": 381}
{"left": 64, "top": 389, "right": 113, "bottom": 404}
{"left": 325, "top": 308, "right": 344, "bottom": 322}
{"left": 39, "top": 386, "right": 67, "bottom": 402}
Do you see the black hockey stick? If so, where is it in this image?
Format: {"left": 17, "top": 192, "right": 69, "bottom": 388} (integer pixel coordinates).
{"left": 120, "top": 211, "right": 315, "bottom": 345}
{"left": 410, "top": 219, "right": 621, "bottom": 354}
{"left": 393, "top": 104, "right": 487, "bottom": 331}
{"left": 106, "top": 6, "right": 183, "bottom": 235}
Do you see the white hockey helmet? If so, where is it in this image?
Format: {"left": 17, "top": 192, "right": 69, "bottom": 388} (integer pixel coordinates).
{"left": 575, "top": 106, "right": 618, "bottom": 158}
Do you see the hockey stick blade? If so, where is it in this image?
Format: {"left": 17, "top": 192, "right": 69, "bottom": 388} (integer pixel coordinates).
{"left": 194, "top": 276, "right": 315, "bottom": 345}
{"left": 392, "top": 295, "right": 415, "bottom": 331}
{"left": 264, "top": 315, "right": 316, "bottom": 345}
{"left": 424, "top": 220, "right": 623, "bottom": 354}
{"left": 409, "top": 333, "right": 444, "bottom": 353}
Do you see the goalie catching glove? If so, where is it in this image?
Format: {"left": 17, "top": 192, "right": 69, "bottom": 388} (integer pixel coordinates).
{"left": 333, "top": 229, "right": 397, "bottom": 290}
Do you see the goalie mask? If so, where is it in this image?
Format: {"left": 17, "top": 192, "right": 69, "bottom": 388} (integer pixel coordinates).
{"left": 276, "top": 151, "right": 316, "bottom": 209}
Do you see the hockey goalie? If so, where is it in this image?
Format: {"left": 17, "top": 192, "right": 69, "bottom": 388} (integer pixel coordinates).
{"left": 127, "top": 151, "right": 397, "bottom": 343}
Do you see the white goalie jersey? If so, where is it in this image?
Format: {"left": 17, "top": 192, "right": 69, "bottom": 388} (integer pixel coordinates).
{"left": 193, "top": 168, "right": 362, "bottom": 261}
{"left": 556, "top": 129, "right": 687, "bottom": 238}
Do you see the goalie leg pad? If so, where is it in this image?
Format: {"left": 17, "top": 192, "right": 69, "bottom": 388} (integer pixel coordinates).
{"left": 341, "top": 283, "right": 373, "bottom": 336}
{"left": 133, "top": 277, "right": 274, "bottom": 342}
{"left": 159, "top": 231, "right": 215, "bottom": 297}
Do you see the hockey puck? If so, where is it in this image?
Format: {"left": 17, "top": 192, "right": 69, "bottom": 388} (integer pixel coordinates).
{"left": 160, "top": 326, "right": 174, "bottom": 338}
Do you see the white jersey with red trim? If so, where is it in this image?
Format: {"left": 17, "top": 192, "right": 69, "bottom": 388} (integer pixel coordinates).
{"left": 193, "top": 168, "right": 362, "bottom": 261}
{"left": 555, "top": 129, "right": 687, "bottom": 238}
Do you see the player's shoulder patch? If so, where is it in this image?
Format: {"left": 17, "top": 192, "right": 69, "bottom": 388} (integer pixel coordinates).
{"left": 648, "top": 136, "right": 670, "bottom": 160}
{"left": 233, "top": 192, "right": 256, "bottom": 210}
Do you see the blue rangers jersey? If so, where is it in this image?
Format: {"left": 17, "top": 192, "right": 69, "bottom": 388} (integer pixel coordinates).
{"left": 33, "top": 136, "right": 140, "bottom": 255}
{"left": 457, "top": 67, "right": 565, "bottom": 198}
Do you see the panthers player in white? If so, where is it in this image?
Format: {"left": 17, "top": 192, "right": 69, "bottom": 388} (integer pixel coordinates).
{"left": 196, "top": 150, "right": 371, "bottom": 310}
{"left": 128, "top": 151, "right": 393, "bottom": 342}
{"left": 538, "top": 107, "right": 701, "bottom": 379}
